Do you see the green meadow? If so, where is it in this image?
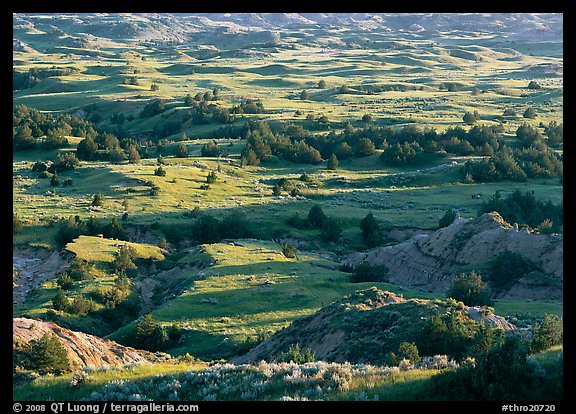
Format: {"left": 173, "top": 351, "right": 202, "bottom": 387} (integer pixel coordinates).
{"left": 13, "top": 14, "right": 562, "bottom": 374}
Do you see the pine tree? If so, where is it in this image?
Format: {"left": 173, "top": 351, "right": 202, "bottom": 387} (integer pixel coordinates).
{"left": 28, "top": 333, "right": 70, "bottom": 375}
{"left": 327, "top": 154, "right": 339, "bottom": 170}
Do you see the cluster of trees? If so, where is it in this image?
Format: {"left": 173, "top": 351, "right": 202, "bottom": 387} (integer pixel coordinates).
{"left": 224, "top": 120, "right": 510, "bottom": 167}
{"left": 52, "top": 289, "right": 96, "bottom": 316}
{"left": 462, "top": 144, "right": 562, "bottom": 183}
{"left": 240, "top": 121, "right": 322, "bottom": 166}
{"left": 431, "top": 330, "right": 562, "bottom": 400}
{"left": 126, "top": 314, "right": 182, "bottom": 352}
{"left": 287, "top": 204, "right": 343, "bottom": 242}
{"left": 13, "top": 104, "right": 96, "bottom": 151}
{"left": 13, "top": 66, "right": 78, "bottom": 91}
{"left": 55, "top": 215, "right": 128, "bottom": 247}
{"left": 417, "top": 305, "right": 504, "bottom": 360}
{"left": 348, "top": 261, "right": 389, "bottom": 283}
{"left": 159, "top": 211, "right": 255, "bottom": 244}
{"left": 184, "top": 89, "right": 219, "bottom": 105}
{"left": 478, "top": 190, "right": 563, "bottom": 233}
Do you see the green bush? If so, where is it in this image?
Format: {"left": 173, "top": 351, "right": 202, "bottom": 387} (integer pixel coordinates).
{"left": 350, "top": 261, "right": 389, "bottom": 283}
{"left": 447, "top": 271, "right": 493, "bottom": 306}
{"left": 439, "top": 208, "right": 457, "bottom": 228}
{"left": 56, "top": 273, "right": 74, "bottom": 290}
{"left": 27, "top": 333, "right": 70, "bottom": 375}
{"left": 277, "top": 343, "right": 315, "bottom": 364}
{"left": 308, "top": 204, "right": 326, "bottom": 228}
{"left": 67, "top": 258, "right": 95, "bottom": 281}
{"left": 154, "top": 166, "right": 166, "bottom": 177}
{"left": 52, "top": 289, "right": 70, "bottom": 311}
{"left": 530, "top": 314, "right": 563, "bottom": 353}
{"left": 68, "top": 296, "right": 97, "bottom": 316}
{"left": 488, "top": 251, "right": 537, "bottom": 289}
{"left": 130, "top": 314, "right": 180, "bottom": 352}
{"left": 282, "top": 243, "right": 297, "bottom": 258}
{"left": 112, "top": 245, "right": 138, "bottom": 276}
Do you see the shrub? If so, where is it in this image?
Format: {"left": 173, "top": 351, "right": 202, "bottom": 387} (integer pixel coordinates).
{"left": 50, "top": 173, "right": 60, "bottom": 187}
{"left": 91, "top": 193, "right": 103, "bottom": 207}
{"left": 48, "top": 153, "right": 80, "bottom": 173}
{"left": 154, "top": 166, "right": 166, "bottom": 177}
{"left": 350, "top": 261, "right": 389, "bottom": 283}
{"left": 439, "top": 208, "right": 457, "bottom": 228}
{"left": 130, "top": 314, "right": 179, "bottom": 352}
{"left": 277, "top": 343, "right": 315, "bottom": 364}
{"left": 173, "top": 143, "right": 189, "bottom": 158}
{"left": 307, "top": 205, "right": 326, "bottom": 228}
{"left": 327, "top": 154, "right": 338, "bottom": 170}
{"left": 68, "top": 296, "right": 96, "bottom": 315}
{"left": 530, "top": 314, "right": 563, "bottom": 353}
{"left": 398, "top": 342, "right": 421, "bottom": 364}
{"left": 31, "top": 161, "right": 48, "bottom": 173}
{"left": 488, "top": 251, "right": 536, "bottom": 289}
{"left": 447, "top": 272, "right": 493, "bottom": 306}
{"left": 56, "top": 272, "right": 74, "bottom": 290}
{"left": 206, "top": 171, "right": 217, "bottom": 184}
{"left": 523, "top": 107, "right": 537, "bottom": 119}
{"left": 52, "top": 289, "right": 70, "bottom": 311}
{"left": 201, "top": 141, "right": 220, "bottom": 157}
{"left": 67, "top": 258, "right": 95, "bottom": 281}
{"left": 103, "top": 217, "right": 127, "bottom": 240}
{"left": 28, "top": 333, "right": 70, "bottom": 375}
{"left": 321, "top": 217, "right": 343, "bottom": 242}
{"left": 360, "top": 212, "right": 381, "bottom": 247}
{"left": 113, "top": 245, "right": 138, "bottom": 276}
{"left": 282, "top": 243, "right": 296, "bottom": 258}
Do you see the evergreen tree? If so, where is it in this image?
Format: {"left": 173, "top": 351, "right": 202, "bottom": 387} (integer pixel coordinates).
{"left": 360, "top": 212, "right": 382, "bottom": 247}
{"left": 174, "top": 142, "right": 189, "bottom": 158}
{"left": 52, "top": 289, "right": 70, "bottom": 311}
{"left": 28, "top": 333, "right": 70, "bottom": 375}
{"left": 206, "top": 171, "right": 217, "bottom": 184}
{"left": 327, "top": 154, "right": 339, "bottom": 170}
{"left": 113, "top": 244, "right": 137, "bottom": 276}
{"left": 447, "top": 272, "right": 493, "bottom": 306}
{"left": 308, "top": 204, "right": 326, "bottom": 228}
{"left": 127, "top": 144, "right": 141, "bottom": 163}
{"left": 439, "top": 208, "right": 457, "bottom": 228}
{"left": 523, "top": 107, "right": 537, "bottom": 119}
{"left": 92, "top": 193, "right": 103, "bottom": 207}
{"left": 355, "top": 137, "right": 376, "bottom": 157}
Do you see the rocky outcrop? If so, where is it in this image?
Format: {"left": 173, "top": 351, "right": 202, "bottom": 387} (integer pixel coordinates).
{"left": 343, "top": 212, "right": 562, "bottom": 301}
{"left": 233, "top": 287, "right": 516, "bottom": 365}
{"left": 13, "top": 318, "right": 167, "bottom": 370}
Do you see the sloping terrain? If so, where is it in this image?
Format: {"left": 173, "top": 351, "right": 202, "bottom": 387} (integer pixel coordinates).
{"left": 343, "top": 212, "right": 562, "bottom": 301}
{"left": 13, "top": 247, "right": 73, "bottom": 306}
{"left": 13, "top": 317, "right": 167, "bottom": 370}
{"left": 234, "top": 287, "right": 515, "bottom": 365}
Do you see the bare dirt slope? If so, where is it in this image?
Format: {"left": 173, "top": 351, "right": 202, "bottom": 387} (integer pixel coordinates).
{"left": 13, "top": 247, "right": 73, "bottom": 306}
{"left": 343, "top": 212, "right": 562, "bottom": 301}
{"left": 13, "top": 317, "right": 168, "bottom": 370}
{"left": 233, "top": 287, "right": 516, "bottom": 365}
